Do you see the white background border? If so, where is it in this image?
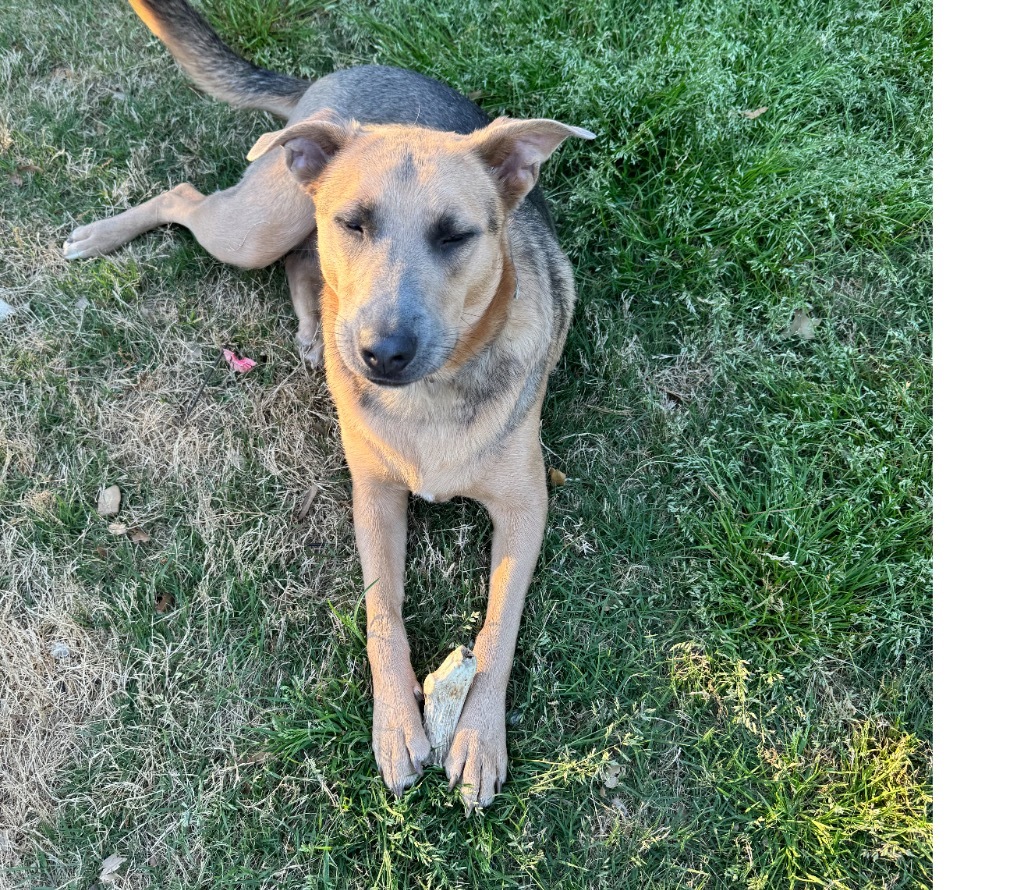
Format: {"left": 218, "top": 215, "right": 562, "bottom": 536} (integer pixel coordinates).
{"left": 935, "top": 1, "right": 1024, "bottom": 884}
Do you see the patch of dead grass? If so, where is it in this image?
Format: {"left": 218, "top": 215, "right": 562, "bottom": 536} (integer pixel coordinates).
{"left": 0, "top": 546, "right": 123, "bottom": 870}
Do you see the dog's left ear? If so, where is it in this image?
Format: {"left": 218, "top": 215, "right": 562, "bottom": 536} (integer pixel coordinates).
{"left": 247, "top": 111, "right": 361, "bottom": 191}
{"left": 471, "top": 117, "right": 595, "bottom": 209}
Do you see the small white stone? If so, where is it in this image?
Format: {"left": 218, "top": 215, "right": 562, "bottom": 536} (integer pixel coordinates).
{"left": 51, "top": 642, "right": 71, "bottom": 659}
{"left": 97, "top": 484, "right": 121, "bottom": 517}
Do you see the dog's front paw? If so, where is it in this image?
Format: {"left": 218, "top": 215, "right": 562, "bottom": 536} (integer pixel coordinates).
{"left": 372, "top": 687, "right": 431, "bottom": 797}
{"left": 296, "top": 328, "right": 324, "bottom": 368}
{"left": 445, "top": 698, "right": 508, "bottom": 812}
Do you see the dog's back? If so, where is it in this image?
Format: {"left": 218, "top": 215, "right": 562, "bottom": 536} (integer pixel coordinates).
{"left": 130, "top": 0, "right": 556, "bottom": 228}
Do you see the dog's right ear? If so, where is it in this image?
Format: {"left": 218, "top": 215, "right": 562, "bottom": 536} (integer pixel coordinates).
{"left": 247, "top": 112, "right": 360, "bottom": 190}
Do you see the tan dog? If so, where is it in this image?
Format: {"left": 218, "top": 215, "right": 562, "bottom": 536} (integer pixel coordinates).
{"left": 65, "top": 0, "right": 593, "bottom": 809}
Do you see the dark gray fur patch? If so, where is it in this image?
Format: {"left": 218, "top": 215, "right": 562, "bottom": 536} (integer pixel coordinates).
{"left": 515, "top": 229, "right": 542, "bottom": 283}
{"left": 358, "top": 385, "right": 380, "bottom": 413}
{"left": 397, "top": 152, "right": 416, "bottom": 179}
{"left": 547, "top": 257, "right": 570, "bottom": 344}
{"left": 450, "top": 351, "right": 522, "bottom": 424}
{"left": 500, "top": 357, "right": 547, "bottom": 439}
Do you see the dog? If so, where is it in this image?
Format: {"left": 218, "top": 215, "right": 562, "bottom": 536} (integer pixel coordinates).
{"left": 64, "top": 0, "right": 593, "bottom": 810}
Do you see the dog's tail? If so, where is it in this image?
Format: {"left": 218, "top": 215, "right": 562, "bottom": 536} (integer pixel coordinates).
{"left": 128, "top": 0, "right": 310, "bottom": 118}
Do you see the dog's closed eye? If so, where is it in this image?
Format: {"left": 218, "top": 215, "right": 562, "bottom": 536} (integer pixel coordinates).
{"left": 431, "top": 215, "right": 478, "bottom": 252}
{"left": 336, "top": 203, "right": 376, "bottom": 237}
{"left": 438, "top": 230, "right": 475, "bottom": 247}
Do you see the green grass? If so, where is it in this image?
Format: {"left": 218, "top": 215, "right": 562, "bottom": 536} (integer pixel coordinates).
{"left": 0, "top": 0, "right": 931, "bottom": 887}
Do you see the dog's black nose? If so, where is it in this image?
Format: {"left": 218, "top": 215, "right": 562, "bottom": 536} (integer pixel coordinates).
{"left": 360, "top": 331, "right": 418, "bottom": 380}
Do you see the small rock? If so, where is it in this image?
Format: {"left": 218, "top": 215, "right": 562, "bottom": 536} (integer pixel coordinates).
{"left": 97, "top": 485, "right": 121, "bottom": 517}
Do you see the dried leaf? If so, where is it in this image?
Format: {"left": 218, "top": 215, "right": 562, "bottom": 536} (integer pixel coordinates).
{"left": 786, "top": 309, "right": 820, "bottom": 340}
{"left": 548, "top": 467, "right": 567, "bottom": 487}
{"left": 108, "top": 521, "right": 128, "bottom": 536}
{"left": 129, "top": 527, "right": 151, "bottom": 543}
{"left": 97, "top": 485, "right": 121, "bottom": 517}
{"left": 0, "top": 299, "right": 15, "bottom": 322}
{"left": 601, "top": 761, "right": 623, "bottom": 789}
{"left": 741, "top": 106, "right": 768, "bottom": 119}
{"left": 154, "top": 592, "right": 175, "bottom": 613}
{"left": 295, "top": 484, "right": 320, "bottom": 523}
{"left": 223, "top": 348, "right": 257, "bottom": 373}
{"left": 467, "top": 89, "right": 484, "bottom": 101}
{"left": 18, "top": 163, "right": 43, "bottom": 175}
{"left": 99, "top": 854, "right": 126, "bottom": 884}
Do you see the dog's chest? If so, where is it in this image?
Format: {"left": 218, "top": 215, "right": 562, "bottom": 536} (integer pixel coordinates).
{"left": 382, "top": 414, "right": 505, "bottom": 501}
{"left": 336, "top": 380, "right": 514, "bottom": 501}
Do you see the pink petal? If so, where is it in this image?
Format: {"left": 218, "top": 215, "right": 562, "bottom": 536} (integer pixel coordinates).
{"left": 223, "top": 348, "right": 257, "bottom": 373}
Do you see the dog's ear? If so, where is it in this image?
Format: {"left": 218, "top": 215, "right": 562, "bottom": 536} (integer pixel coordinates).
{"left": 247, "top": 111, "right": 361, "bottom": 190}
{"left": 470, "top": 117, "right": 595, "bottom": 209}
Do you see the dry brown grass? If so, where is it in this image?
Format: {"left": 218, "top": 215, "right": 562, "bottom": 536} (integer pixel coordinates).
{"left": 0, "top": 91, "right": 354, "bottom": 871}
{"left": 0, "top": 546, "right": 123, "bottom": 873}
{"left": 0, "top": 244, "right": 359, "bottom": 880}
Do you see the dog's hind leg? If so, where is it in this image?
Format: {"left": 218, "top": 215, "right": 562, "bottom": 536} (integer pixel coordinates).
{"left": 284, "top": 238, "right": 324, "bottom": 367}
{"left": 63, "top": 151, "right": 314, "bottom": 270}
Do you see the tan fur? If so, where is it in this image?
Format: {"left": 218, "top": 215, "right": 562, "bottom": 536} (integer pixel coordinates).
{"left": 128, "top": 0, "right": 168, "bottom": 43}
{"left": 63, "top": 7, "right": 592, "bottom": 807}
{"left": 298, "top": 123, "right": 581, "bottom": 807}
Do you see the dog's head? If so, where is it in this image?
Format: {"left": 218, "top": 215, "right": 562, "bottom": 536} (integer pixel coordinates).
{"left": 249, "top": 113, "right": 593, "bottom": 387}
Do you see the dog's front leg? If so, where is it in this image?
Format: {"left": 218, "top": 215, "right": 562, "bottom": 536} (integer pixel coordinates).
{"left": 446, "top": 460, "right": 547, "bottom": 810}
{"left": 352, "top": 474, "right": 431, "bottom": 796}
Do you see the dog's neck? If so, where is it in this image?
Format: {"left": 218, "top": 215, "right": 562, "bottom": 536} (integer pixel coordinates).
{"left": 446, "top": 246, "right": 518, "bottom": 368}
